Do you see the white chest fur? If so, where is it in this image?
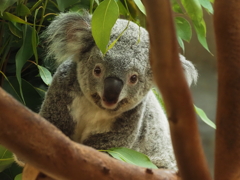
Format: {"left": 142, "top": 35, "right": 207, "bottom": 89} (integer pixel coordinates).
{"left": 69, "top": 95, "right": 115, "bottom": 143}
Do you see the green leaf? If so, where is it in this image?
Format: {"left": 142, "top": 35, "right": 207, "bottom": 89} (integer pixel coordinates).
{"left": 3, "top": 77, "right": 43, "bottom": 112}
{"left": 37, "top": 65, "right": 52, "bottom": 86}
{"left": 16, "top": 25, "right": 34, "bottom": 104}
{"left": 1, "top": 73, "right": 23, "bottom": 103}
{"left": 92, "top": 0, "right": 119, "bottom": 54}
{"left": 175, "top": 17, "right": 192, "bottom": 42}
{"left": 180, "top": 0, "right": 203, "bottom": 22}
{"left": 2, "top": 12, "right": 32, "bottom": 25}
{"left": 177, "top": 36, "right": 185, "bottom": 52}
{"left": 193, "top": 19, "right": 211, "bottom": 53}
{"left": 103, "top": 147, "right": 158, "bottom": 169}
{"left": 56, "top": 0, "right": 81, "bottom": 12}
{"left": 171, "top": 0, "right": 183, "bottom": 13}
{"left": 14, "top": 173, "right": 22, "bottom": 180}
{"left": 0, "top": 0, "right": 17, "bottom": 15}
{"left": 35, "top": 87, "right": 46, "bottom": 99}
{"left": 116, "top": 0, "right": 128, "bottom": 16}
{"left": 16, "top": 3, "right": 31, "bottom": 16}
{"left": 152, "top": 89, "right": 215, "bottom": 129}
{"left": 95, "top": 0, "right": 100, "bottom": 5}
{"left": 0, "top": 145, "right": 14, "bottom": 173}
{"left": 198, "top": 0, "right": 213, "bottom": 14}
{"left": 194, "top": 105, "right": 216, "bottom": 129}
{"left": 0, "top": 163, "right": 23, "bottom": 180}
{"left": 152, "top": 88, "right": 166, "bottom": 113}
{"left": 8, "top": 22, "right": 22, "bottom": 38}
{"left": 132, "top": 0, "right": 146, "bottom": 15}
{"left": 90, "top": 0, "right": 94, "bottom": 13}
{"left": 32, "top": 8, "right": 40, "bottom": 64}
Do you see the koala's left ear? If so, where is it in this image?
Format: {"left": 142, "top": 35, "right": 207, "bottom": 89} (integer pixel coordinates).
{"left": 179, "top": 54, "right": 198, "bottom": 86}
{"left": 43, "top": 12, "right": 94, "bottom": 66}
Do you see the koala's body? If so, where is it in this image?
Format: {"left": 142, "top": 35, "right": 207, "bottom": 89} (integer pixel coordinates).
{"left": 38, "top": 12, "right": 197, "bottom": 170}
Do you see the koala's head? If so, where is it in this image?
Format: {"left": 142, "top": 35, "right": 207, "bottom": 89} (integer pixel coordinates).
{"left": 77, "top": 19, "right": 152, "bottom": 114}
{"left": 44, "top": 12, "right": 197, "bottom": 114}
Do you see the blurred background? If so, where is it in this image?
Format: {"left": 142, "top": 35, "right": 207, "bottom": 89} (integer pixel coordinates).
{"left": 186, "top": 13, "right": 217, "bottom": 174}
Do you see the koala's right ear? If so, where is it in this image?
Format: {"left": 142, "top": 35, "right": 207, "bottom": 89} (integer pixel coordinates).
{"left": 43, "top": 12, "right": 94, "bottom": 66}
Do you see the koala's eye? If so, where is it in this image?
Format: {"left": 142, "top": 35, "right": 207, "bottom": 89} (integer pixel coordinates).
{"left": 130, "top": 75, "right": 138, "bottom": 84}
{"left": 94, "top": 66, "right": 101, "bottom": 76}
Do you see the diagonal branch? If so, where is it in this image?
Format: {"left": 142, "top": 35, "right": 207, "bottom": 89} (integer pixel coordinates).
{"left": 0, "top": 87, "right": 178, "bottom": 180}
{"left": 142, "top": 1, "right": 211, "bottom": 180}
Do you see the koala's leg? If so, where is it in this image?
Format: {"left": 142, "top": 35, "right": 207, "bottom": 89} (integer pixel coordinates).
{"left": 150, "top": 156, "right": 178, "bottom": 171}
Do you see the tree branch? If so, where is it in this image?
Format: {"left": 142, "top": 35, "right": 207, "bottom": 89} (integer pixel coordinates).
{"left": 142, "top": 1, "right": 211, "bottom": 180}
{"left": 214, "top": 1, "right": 240, "bottom": 179}
{"left": 0, "top": 87, "right": 178, "bottom": 180}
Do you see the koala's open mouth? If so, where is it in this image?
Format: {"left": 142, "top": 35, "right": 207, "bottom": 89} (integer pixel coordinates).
{"left": 91, "top": 93, "right": 129, "bottom": 111}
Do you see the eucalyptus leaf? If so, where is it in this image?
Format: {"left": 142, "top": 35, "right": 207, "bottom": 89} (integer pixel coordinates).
{"left": 175, "top": 17, "right": 192, "bottom": 42}
{"left": 37, "top": 65, "right": 52, "bottom": 86}
{"left": 95, "top": 0, "right": 100, "bottom": 5}
{"left": 180, "top": 0, "right": 203, "bottom": 22}
{"left": 152, "top": 88, "right": 165, "bottom": 112}
{"left": 16, "top": 3, "right": 31, "bottom": 16}
{"left": 193, "top": 19, "right": 211, "bottom": 53}
{"left": 0, "top": 0, "right": 17, "bottom": 15}
{"left": 116, "top": 0, "right": 128, "bottom": 16}
{"left": 104, "top": 147, "right": 158, "bottom": 169}
{"left": 32, "top": 8, "right": 40, "bottom": 64}
{"left": 2, "top": 12, "right": 32, "bottom": 25}
{"left": 56, "top": 0, "right": 81, "bottom": 12}
{"left": 14, "top": 173, "right": 22, "bottom": 180}
{"left": 90, "top": 0, "right": 94, "bottom": 13}
{"left": 177, "top": 36, "right": 185, "bottom": 52}
{"left": 171, "top": 0, "right": 183, "bottom": 13}
{"left": 152, "top": 89, "right": 215, "bottom": 129}
{"left": 199, "top": 0, "right": 213, "bottom": 14}
{"left": 8, "top": 22, "right": 22, "bottom": 38}
{"left": 3, "top": 77, "right": 43, "bottom": 112}
{"left": 0, "top": 163, "right": 23, "bottom": 180}
{"left": 2, "top": 75, "right": 23, "bottom": 103}
{"left": 195, "top": 105, "right": 216, "bottom": 129}
{"left": 35, "top": 87, "right": 46, "bottom": 99}
{"left": 0, "top": 145, "right": 14, "bottom": 173}
{"left": 16, "top": 25, "right": 34, "bottom": 104}
{"left": 92, "top": 0, "right": 119, "bottom": 54}
{"left": 132, "top": 0, "right": 146, "bottom": 15}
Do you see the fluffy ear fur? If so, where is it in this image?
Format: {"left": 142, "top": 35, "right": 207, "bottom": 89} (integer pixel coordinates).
{"left": 43, "top": 12, "right": 94, "bottom": 66}
{"left": 179, "top": 54, "right": 198, "bottom": 86}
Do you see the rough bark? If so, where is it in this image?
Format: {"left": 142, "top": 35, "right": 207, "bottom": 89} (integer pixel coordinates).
{"left": 214, "top": 0, "right": 240, "bottom": 179}
{"left": 0, "top": 88, "right": 178, "bottom": 180}
{"left": 142, "top": 1, "right": 211, "bottom": 180}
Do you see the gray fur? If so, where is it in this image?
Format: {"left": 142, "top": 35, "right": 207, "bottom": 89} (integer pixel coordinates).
{"left": 39, "top": 12, "right": 198, "bottom": 170}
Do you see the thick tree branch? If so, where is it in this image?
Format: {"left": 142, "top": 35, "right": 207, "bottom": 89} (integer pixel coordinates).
{"left": 214, "top": 1, "right": 240, "bottom": 179}
{"left": 142, "top": 1, "right": 211, "bottom": 180}
{"left": 0, "top": 88, "right": 178, "bottom": 180}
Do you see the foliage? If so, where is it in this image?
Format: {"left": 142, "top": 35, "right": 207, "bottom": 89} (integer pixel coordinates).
{"left": 0, "top": 0, "right": 214, "bottom": 179}
{"left": 100, "top": 147, "right": 158, "bottom": 169}
{"left": 152, "top": 88, "right": 216, "bottom": 129}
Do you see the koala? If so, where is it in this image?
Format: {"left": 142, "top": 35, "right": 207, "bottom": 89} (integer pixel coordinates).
{"left": 16, "top": 12, "right": 197, "bottom": 170}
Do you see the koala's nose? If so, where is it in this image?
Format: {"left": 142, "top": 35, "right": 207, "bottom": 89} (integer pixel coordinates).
{"left": 103, "top": 77, "right": 123, "bottom": 104}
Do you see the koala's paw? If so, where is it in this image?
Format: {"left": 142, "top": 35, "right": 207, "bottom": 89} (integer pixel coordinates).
{"left": 151, "top": 156, "right": 178, "bottom": 171}
{"left": 13, "top": 154, "right": 26, "bottom": 167}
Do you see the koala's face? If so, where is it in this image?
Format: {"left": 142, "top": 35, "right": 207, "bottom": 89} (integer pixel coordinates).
{"left": 77, "top": 19, "right": 153, "bottom": 114}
